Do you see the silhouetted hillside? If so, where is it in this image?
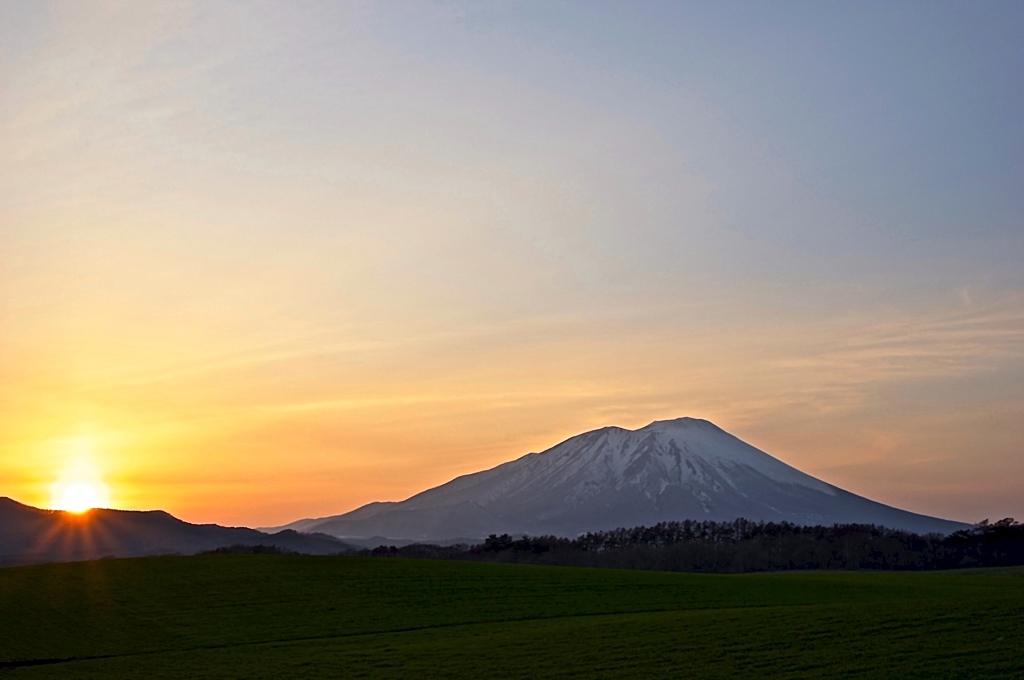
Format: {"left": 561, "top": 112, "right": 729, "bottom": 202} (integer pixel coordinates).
{"left": 0, "top": 497, "right": 353, "bottom": 566}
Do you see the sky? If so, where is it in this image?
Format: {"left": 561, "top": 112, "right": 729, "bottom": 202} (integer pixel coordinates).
{"left": 2, "top": 0, "right": 1022, "bottom": 528}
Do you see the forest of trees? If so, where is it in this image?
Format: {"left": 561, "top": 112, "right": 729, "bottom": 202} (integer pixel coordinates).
{"left": 360, "top": 517, "right": 1024, "bottom": 574}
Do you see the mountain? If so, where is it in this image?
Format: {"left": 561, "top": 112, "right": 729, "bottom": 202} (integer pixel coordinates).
{"left": 0, "top": 497, "right": 352, "bottom": 567}
{"left": 273, "top": 418, "right": 969, "bottom": 541}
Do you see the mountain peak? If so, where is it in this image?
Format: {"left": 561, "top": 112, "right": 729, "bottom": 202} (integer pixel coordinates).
{"left": 640, "top": 416, "right": 718, "bottom": 431}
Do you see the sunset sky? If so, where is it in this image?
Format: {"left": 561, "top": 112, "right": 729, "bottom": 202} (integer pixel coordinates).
{"left": 2, "top": 1, "right": 1022, "bottom": 528}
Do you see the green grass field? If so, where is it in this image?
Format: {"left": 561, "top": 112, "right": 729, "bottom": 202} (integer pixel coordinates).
{"left": 1, "top": 556, "right": 1022, "bottom": 678}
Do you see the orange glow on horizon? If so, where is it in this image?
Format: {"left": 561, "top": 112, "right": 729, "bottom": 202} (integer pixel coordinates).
{"left": 0, "top": 292, "right": 1020, "bottom": 529}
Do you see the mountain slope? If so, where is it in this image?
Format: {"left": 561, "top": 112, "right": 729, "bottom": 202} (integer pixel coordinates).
{"left": 274, "top": 418, "right": 968, "bottom": 540}
{"left": 0, "top": 497, "right": 352, "bottom": 566}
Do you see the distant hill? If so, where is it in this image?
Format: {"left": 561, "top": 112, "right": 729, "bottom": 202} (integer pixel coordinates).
{"left": 0, "top": 497, "right": 352, "bottom": 567}
{"left": 271, "top": 418, "right": 970, "bottom": 541}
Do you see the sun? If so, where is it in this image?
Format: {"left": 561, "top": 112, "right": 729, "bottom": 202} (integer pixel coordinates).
{"left": 51, "top": 476, "right": 110, "bottom": 513}
{"left": 57, "top": 482, "right": 101, "bottom": 513}
{"left": 50, "top": 444, "right": 111, "bottom": 513}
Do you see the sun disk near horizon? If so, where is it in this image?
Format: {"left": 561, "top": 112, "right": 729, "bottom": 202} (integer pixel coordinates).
{"left": 50, "top": 460, "right": 111, "bottom": 513}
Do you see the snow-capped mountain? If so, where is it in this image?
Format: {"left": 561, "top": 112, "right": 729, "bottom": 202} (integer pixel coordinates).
{"left": 272, "top": 418, "right": 968, "bottom": 541}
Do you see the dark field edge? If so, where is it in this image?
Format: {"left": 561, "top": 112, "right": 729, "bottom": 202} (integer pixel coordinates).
{"left": 9, "top": 601, "right": 1023, "bottom": 680}
{"left": 0, "top": 657, "right": 111, "bottom": 672}
{"left": 0, "top": 601, "right": 827, "bottom": 671}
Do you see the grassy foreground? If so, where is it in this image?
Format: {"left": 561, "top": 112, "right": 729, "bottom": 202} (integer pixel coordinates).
{"left": 1, "top": 556, "right": 1022, "bottom": 678}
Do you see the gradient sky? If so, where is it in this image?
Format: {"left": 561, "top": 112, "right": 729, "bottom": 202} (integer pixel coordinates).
{"left": 2, "top": 1, "right": 1022, "bottom": 527}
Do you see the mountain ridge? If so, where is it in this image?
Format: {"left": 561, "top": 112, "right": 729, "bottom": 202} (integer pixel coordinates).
{"left": 0, "top": 496, "right": 352, "bottom": 567}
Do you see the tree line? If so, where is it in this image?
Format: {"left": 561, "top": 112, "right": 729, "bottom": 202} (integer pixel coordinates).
{"left": 359, "top": 517, "right": 1024, "bottom": 573}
